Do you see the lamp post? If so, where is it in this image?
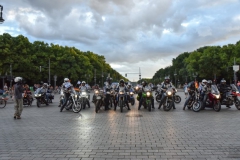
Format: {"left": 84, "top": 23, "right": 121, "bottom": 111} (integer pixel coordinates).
{"left": 174, "top": 69, "right": 177, "bottom": 87}
{"left": 192, "top": 72, "right": 198, "bottom": 81}
{"left": 39, "top": 58, "right": 50, "bottom": 85}
{"left": 0, "top": 5, "right": 4, "bottom": 24}
{"left": 54, "top": 75, "right": 57, "bottom": 90}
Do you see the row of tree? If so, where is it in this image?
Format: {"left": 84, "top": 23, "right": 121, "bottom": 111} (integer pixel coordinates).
{"left": 0, "top": 33, "right": 127, "bottom": 87}
{"left": 152, "top": 41, "right": 240, "bottom": 85}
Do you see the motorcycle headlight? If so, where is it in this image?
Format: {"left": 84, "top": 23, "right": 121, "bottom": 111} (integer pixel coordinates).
{"left": 236, "top": 91, "right": 239, "bottom": 94}
{"left": 95, "top": 90, "right": 99, "bottom": 94}
{"left": 82, "top": 92, "right": 87, "bottom": 96}
{"left": 75, "top": 94, "right": 78, "bottom": 99}
{"left": 167, "top": 91, "right": 172, "bottom": 96}
{"left": 130, "top": 92, "right": 134, "bottom": 95}
{"left": 146, "top": 92, "right": 151, "bottom": 97}
{"left": 215, "top": 94, "right": 220, "bottom": 99}
{"left": 119, "top": 91, "right": 124, "bottom": 94}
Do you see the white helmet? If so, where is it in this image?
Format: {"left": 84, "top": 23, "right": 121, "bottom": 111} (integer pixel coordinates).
{"left": 202, "top": 79, "right": 207, "bottom": 83}
{"left": 64, "top": 78, "right": 69, "bottom": 82}
{"left": 14, "top": 77, "right": 22, "bottom": 83}
{"left": 82, "top": 81, "right": 86, "bottom": 84}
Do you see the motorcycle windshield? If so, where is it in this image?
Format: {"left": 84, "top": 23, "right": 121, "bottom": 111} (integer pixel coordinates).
{"left": 119, "top": 86, "right": 125, "bottom": 93}
{"left": 211, "top": 85, "right": 220, "bottom": 95}
{"left": 35, "top": 88, "right": 42, "bottom": 94}
{"left": 230, "top": 84, "right": 238, "bottom": 92}
{"left": 143, "top": 86, "right": 151, "bottom": 92}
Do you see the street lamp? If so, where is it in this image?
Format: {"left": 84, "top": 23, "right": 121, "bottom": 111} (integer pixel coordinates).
{"left": 0, "top": 5, "right": 4, "bottom": 24}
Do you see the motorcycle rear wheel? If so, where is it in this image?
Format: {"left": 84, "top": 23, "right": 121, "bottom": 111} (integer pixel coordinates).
{"left": 213, "top": 101, "right": 221, "bottom": 112}
{"left": 192, "top": 101, "right": 201, "bottom": 112}
{"left": 155, "top": 94, "right": 161, "bottom": 103}
{"left": 174, "top": 95, "right": 181, "bottom": 103}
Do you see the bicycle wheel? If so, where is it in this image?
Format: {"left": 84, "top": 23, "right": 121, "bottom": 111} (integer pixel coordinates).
{"left": 0, "top": 99, "right": 7, "bottom": 108}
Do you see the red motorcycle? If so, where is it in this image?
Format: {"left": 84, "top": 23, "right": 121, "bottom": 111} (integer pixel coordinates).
{"left": 200, "top": 85, "right": 221, "bottom": 112}
{"left": 220, "top": 84, "right": 240, "bottom": 110}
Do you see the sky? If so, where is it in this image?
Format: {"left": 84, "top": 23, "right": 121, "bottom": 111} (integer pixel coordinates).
{"left": 1, "top": 0, "right": 240, "bottom": 82}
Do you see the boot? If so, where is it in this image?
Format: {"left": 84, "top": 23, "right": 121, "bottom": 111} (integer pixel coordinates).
{"left": 183, "top": 105, "right": 186, "bottom": 110}
{"left": 126, "top": 103, "right": 131, "bottom": 110}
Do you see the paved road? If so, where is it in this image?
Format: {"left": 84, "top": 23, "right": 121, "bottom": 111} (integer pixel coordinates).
{"left": 0, "top": 91, "right": 240, "bottom": 160}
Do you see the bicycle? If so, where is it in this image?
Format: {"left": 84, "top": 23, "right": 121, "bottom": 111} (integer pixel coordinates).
{"left": 0, "top": 96, "right": 8, "bottom": 108}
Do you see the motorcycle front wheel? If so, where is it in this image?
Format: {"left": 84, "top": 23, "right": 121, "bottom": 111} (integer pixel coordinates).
{"left": 95, "top": 100, "right": 100, "bottom": 113}
{"left": 147, "top": 101, "right": 151, "bottom": 112}
{"left": 119, "top": 99, "right": 123, "bottom": 112}
{"left": 234, "top": 98, "right": 240, "bottom": 110}
{"left": 72, "top": 101, "right": 82, "bottom": 113}
{"left": 37, "top": 99, "right": 41, "bottom": 108}
{"left": 213, "top": 101, "right": 221, "bottom": 112}
{"left": 131, "top": 98, "right": 135, "bottom": 106}
{"left": 163, "top": 100, "right": 173, "bottom": 111}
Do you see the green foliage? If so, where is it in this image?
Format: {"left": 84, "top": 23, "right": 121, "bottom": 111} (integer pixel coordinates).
{"left": 0, "top": 33, "right": 126, "bottom": 86}
{"left": 152, "top": 42, "right": 240, "bottom": 84}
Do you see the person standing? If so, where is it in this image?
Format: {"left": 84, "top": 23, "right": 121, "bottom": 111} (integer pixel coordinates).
{"left": 13, "top": 77, "right": 24, "bottom": 119}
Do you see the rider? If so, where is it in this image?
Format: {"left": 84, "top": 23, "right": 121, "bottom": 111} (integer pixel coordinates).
{"left": 115, "top": 79, "right": 131, "bottom": 110}
{"left": 138, "top": 80, "right": 155, "bottom": 110}
{"left": 198, "top": 79, "right": 208, "bottom": 109}
{"left": 104, "top": 77, "right": 113, "bottom": 110}
{"left": 217, "top": 79, "right": 231, "bottom": 108}
{"left": 92, "top": 84, "right": 100, "bottom": 103}
{"left": 158, "top": 76, "right": 175, "bottom": 109}
{"left": 79, "top": 81, "right": 90, "bottom": 108}
{"left": 183, "top": 81, "right": 196, "bottom": 110}
{"left": 60, "top": 78, "right": 73, "bottom": 112}
{"left": 40, "top": 83, "right": 49, "bottom": 105}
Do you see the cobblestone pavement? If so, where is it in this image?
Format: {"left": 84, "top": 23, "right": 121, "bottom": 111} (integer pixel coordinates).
{"left": 1, "top": 91, "right": 240, "bottom": 160}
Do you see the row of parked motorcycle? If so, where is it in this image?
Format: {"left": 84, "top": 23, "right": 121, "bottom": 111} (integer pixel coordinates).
{"left": 154, "top": 83, "right": 240, "bottom": 112}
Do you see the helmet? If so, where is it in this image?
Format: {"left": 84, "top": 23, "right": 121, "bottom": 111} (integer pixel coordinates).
{"left": 119, "top": 79, "right": 124, "bottom": 84}
{"left": 202, "top": 79, "right": 207, "bottom": 83}
{"left": 43, "top": 83, "right": 48, "bottom": 87}
{"left": 14, "top": 77, "right": 22, "bottom": 83}
{"left": 164, "top": 76, "right": 170, "bottom": 83}
{"left": 106, "top": 77, "right": 112, "bottom": 84}
{"left": 142, "top": 80, "right": 147, "bottom": 86}
{"left": 64, "top": 78, "right": 69, "bottom": 82}
{"left": 221, "top": 79, "right": 226, "bottom": 84}
{"left": 207, "top": 80, "right": 212, "bottom": 85}
{"left": 82, "top": 81, "right": 86, "bottom": 86}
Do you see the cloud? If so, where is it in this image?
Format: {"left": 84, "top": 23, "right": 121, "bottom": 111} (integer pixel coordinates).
{"left": 1, "top": 0, "right": 240, "bottom": 80}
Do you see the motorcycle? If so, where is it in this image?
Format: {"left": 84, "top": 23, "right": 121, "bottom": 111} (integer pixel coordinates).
{"left": 200, "top": 85, "right": 221, "bottom": 112}
{"left": 156, "top": 87, "right": 181, "bottom": 104}
{"left": 161, "top": 87, "right": 176, "bottom": 111}
{"left": 184, "top": 89, "right": 201, "bottom": 112}
{"left": 127, "top": 88, "right": 135, "bottom": 106}
{"left": 34, "top": 88, "right": 49, "bottom": 107}
{"left": 23, "top": 90, "right": 33, "bottom": 106}
{"left": 67, "top": 89, "right": 82, "bottom": 113}
{"left": 94, "top": 89, "right": 105, "bottom": 113}
{"left": 115, "top": 87, "right": 127, "bottom": 112}
{"left": 79, "top": 89, "right": 90, "bottom": 109}
{"left": 141, "top": 86, "right": 153, "bottom": 112}
{"left": 220, "top": 84, "right": 240, "bottom": 110}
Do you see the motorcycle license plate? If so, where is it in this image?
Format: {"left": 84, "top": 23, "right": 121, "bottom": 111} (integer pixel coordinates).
{"left": 97, "top": 96, "right": 101, "bottom": 99}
